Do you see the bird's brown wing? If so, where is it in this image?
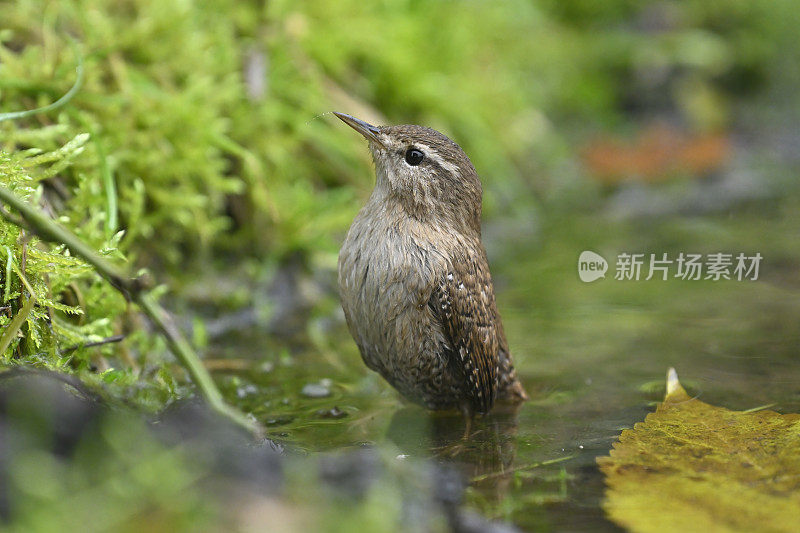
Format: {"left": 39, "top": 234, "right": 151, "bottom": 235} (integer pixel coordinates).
{"left": 429, "top": 249, "right": 500, "bottom": 413}
{"left": 494, "top": 317, "right": 529, "bottom": 402}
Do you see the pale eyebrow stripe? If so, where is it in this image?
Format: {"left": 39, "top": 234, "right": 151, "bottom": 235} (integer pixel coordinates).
{"left": 413, "top": 142, "right": 461, "bottom": 176}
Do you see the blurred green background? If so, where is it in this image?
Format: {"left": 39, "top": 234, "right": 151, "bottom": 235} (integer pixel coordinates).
{"left": 1, "top": 0, "right": 799, "bottom": 531}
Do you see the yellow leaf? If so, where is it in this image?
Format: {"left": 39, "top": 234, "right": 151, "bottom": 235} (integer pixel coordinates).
{"left": 597, "top": 368, "right": 800, "bottom": 533}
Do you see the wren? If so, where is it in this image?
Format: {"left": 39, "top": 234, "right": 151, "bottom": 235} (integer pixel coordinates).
{"left": 335, "top": 112, "right": 528, "bottom": 423}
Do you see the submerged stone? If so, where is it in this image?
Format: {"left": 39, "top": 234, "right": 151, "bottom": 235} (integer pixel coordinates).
{"left": 301, "top": 382, "right": 331, "bottom": 398}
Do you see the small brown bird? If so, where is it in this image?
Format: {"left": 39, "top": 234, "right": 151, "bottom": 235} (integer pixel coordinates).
{"left": 335, "top": 112, "right": 528, "bottom": 425}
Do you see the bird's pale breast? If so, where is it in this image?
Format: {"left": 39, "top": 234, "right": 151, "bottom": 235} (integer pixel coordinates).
{"left": 337, "top": 202, "right": 465, "bottom": 409}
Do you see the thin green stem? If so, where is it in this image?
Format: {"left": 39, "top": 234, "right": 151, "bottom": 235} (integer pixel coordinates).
{"left": 0, "top": 186, "right": 132, "bottom": 296}
{"left": 0, "top": 40, "right": 84, "bottom": 123}
{"left": 0, "top": 185, "right": 262, "bottom": 438}
{"left": 0, "top": 255, "right": 36, "bottom": 359}
{"left": 136, "top": 294, "right": 259, "bottom": 433}
{"left": 0, "top": 292, "right": 35, "bottom": 359}
{"left": 74, "top": 112, "right": 118, "bottom": 238}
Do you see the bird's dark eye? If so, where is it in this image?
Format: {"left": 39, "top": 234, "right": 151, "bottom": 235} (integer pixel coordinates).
{"left": 404, "top": 148, "right": 424, "bottom": 166}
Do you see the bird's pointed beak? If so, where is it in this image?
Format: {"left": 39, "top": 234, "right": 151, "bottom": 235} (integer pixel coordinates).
{"left": 334, "top": 112, "right": 385, "bottom": 148}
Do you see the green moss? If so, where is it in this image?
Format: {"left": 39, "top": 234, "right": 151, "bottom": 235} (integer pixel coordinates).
{"left": 0, "top": 0, "right": 797, "bottom": 408}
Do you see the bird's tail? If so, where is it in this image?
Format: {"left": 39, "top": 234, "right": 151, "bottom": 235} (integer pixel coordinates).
{"left": 497, "top": 350, "right": 529, "bottom": 402}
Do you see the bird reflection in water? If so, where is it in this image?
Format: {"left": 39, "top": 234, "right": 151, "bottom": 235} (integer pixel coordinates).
{"left": 385, "top": 403, "right": 522, "bottom": 503}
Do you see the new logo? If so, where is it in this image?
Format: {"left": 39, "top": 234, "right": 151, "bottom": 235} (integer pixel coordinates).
{"left": 578, "top": 251, "right": 608, "bottom": 282}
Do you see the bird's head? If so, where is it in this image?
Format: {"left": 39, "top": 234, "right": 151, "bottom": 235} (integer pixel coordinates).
{"left": 335, "top": 112, "right": 483, "bottom": 235}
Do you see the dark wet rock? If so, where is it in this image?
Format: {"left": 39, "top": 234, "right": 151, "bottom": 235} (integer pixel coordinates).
{"left": 265, "top": 414, "right": 294, "bottom": 426}
{"left": 0, "top": 369, "right": 103, "bottom": 459}
{"left": 429, "top": 464, "right": 522, "bottom": 533}
{"left": 203, "top": 307, "right": 259, "bottom": 339}
{"left": 432, "top": 464, "right": 466, "bottom": 508}
{"left": 236, "top": 383, "right": 259, "bottom": 398}
{"left": 0, "top": 369, "right": 520, "bottom": 531}
{"left": 0, "top": 371, "right": 284, "bottom": 500}
{"left": 316, "top": 406, "right": 347, "bottom": 419}
{"left": 390, "top": 458, "right": 523, "bottom": 533}
{"left": 409, "top": 464, "right": 467, "bottom": 532}
{"left": 0, "top": 370, "right": 105, "bottom": 521}
{"left": 153, "top": 399, "right": 284, "bottom": 494}
{"left": 301, "top": 381, "right": 331, "bottom": 398}
{"left": 318, "top": 448, "right": 381, "bottom": 499}
{"left": 266, "top": 252, "right": 318, "bottom": 340}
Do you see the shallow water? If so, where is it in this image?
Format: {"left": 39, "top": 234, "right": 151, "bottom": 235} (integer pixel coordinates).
{"left": 216, "top": 201, "right": 800, "bottom": 531}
